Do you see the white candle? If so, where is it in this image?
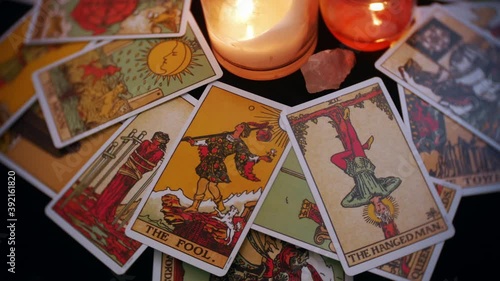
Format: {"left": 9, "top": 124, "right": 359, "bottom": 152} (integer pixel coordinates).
{"left": 202, "top": 0, "right": 315, "bottom": 71}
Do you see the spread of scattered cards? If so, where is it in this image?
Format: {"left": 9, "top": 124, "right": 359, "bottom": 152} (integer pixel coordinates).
{"left": 1, "top": 1, "right": 499, "bottom": 280}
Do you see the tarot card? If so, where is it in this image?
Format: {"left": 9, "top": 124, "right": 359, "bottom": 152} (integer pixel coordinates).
{"left": 443, "top": 1, "right": 500, "bottom": 44}
{"left": 26, "top": 0, "right": 191, "bottom": 44}
{"left": 370, "top": 178, "right": 462, "bottom": 281}
{"left": 0, "top": 96, "right": 121, "bottom": 198}
{"left": 282, "top": 77, "right": 455, "bottom": 275}
{"left": 151, "top": 231, "right": 352, "bottom": 281}
{"left": 0, "top": 9, "right": 91, "bottom": 136}
{"left": 252, "top": 145, "right": 338, "bottom": 260}
{"left": 126, "top": 82, "right": 290, "bottom": 276}
{"left": 45, "top": 95, "right": 196, "bottom": 274}
{"left": 375, "top": 4, "right": 500, "bottom": 151}
{"left": 33, "top": 13, "right": 222, "bottom": 148}
{"left": 398, "top": 85, "right": 500, "bottom": 196}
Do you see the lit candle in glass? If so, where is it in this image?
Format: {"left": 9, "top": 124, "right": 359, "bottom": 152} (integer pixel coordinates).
{"left": 320, "top": 0, "right": 415, "bottom": 52}
{"left": 201, "top": 0, "right": 319, "bottom": 80}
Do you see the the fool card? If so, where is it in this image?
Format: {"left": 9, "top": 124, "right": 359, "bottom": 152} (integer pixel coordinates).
{"left": 126, "top": 82, "right": 290, "bottom": 276}
{"left": 398, "top": 85, "right": 500, "bottom": 196}
{"left": 375, "top": 4, "right": 500, "bottom": 151}
{"left": 152, "top": 230, "right": 352, "bottom": 281}
{"left": 33, "top": 13, "right": 222, "bottom": 148}
{"left": 27, "top": 0, "right": 191, "bottom": 43}
{"left": 45, "top": 95, "right": 196, "bottom": 274}
{"left": 0, "top": 9, "right": 91, "bottom": 136}
{"left": 0, "top": 96, "right": 121, "bottom": 198}
{"left": 282, "top": 77, "right": 455, "bottom": 275}
{"left": 252, "top": 145, "right": 338, "bottom": 260}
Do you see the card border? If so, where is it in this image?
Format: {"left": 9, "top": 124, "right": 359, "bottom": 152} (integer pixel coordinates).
{"left": 44, "top": 115, "right": 144, "bottom": 275}
{"left": 397, "top": 84, "right": 500, "bottom": 196}
{"left": 369, "top": 177, "right": 462, "bottom": 281}
{"left": 125, "top": 81, "right": 290, "bottom": 277}
{"left": 281, "top": 77, "right": 455, "bottom": 276}
{"left": 442, "top": 1, "right": 500, "bottom": 45}
{"left": 0, "top": 9, "right": 37, "bottom": 136}
{"left": 32, "top": 12, "right": 222, "bottom": 149}
{"left": 44, "top": 94, "right": 196, "bottom": 274}
{"left": 25, "top": 0, "right": 192, "bottom": 44}
{"left": 375, "top": 4, "right": 500, "bottom": 152}
{"left": 0, "top": 96, "right": 56, "bottom": 198}
{"left": 250, "top": 144, "right": 339, "bottom": 261}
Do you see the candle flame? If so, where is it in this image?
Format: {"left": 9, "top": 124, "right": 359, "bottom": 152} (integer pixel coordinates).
{"left": 372, "top": 16, "right": 382, "bottom": 26}
{"left": 369, "top": 2, "right": 385, "bottom": 26}
{"left": 235, "top": 0, "right": 254, "bottom": 22}
{"left": 369, "top": 2, "right": 385, "bottom": 11}
{"left": 245, "top": 25, "right": 254, "bottom": 39}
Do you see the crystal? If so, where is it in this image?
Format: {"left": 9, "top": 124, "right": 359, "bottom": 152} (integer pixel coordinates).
{"left": 301, "top": 48, "right": 356, "bottom": 94}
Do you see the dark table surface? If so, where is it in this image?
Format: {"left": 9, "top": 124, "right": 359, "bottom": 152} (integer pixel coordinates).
{"left": 1, "top": 0, "right": 499, "bottom": 280}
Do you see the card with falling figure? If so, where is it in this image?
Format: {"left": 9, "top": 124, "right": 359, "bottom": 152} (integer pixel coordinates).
{"left": 252, "top": 145, "right": 339, "bottom": 260}
{"left": 45, "top": 95, "right": 196, "bottom": 274}
{"left": 151, "top": 230, "right": 352, "bottom": 281}
{"left": 282, "top": 77, "right": 455, "bottom": 275}
{"left": 26, "top": 0, "right": 191, "bottom": 43}
{"left": 375, "top": 4, "right": 500, "bottom": 151}
{"left": 0, "top": 8, "right": 91, "bottom": 136}
{"left": 398, "top": 85, "right": 500, "bottom": 196}
{"left": 126, "top": 81, "right": 290, "bottom": 276}
{"left": 0, "top": 96, "right": 121, "bottom": 198}
{"left": 33, "top": 13, "right": 222, "bottom": 148}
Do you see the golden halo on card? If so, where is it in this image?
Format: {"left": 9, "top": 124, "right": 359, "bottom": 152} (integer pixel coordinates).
{"left": 363, "top": 196, "right": 399, "bottom": 225}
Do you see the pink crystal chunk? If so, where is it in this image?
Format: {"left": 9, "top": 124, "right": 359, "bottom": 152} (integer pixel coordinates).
{"left": 300, "top": 49, "right": 356, "bottom": 94}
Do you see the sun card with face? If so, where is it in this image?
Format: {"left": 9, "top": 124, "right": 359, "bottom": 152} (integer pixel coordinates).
{"left": 45, "top": 95, "right": 196, "bottom": 274}
{"left": 398, "top": 84, "right": 500, "bottom": 196}
{"left": 126, "top": 82, "right": 290, "bottom": 276}
{"left": 443, "top": 1, "right": 500, "bottom": 44}
{"left": 375, "top": 4, "right": 500, "bottom": 152}
{"left": 26, "top": 0, "right": 191, "bottom": 44}
{"left": 0, "top": 9, "right": 91, "bottom": 136}
{"left": 282, "top": 77, "right": 455, "bottom": 276}
{"left": 370, "top": 177, "right": 462, "bottom": 281}
{"left": 252, "top": 145, "right": 338, "bottom": 260}
{"left": 151, "top": 230, "right": 352, "bottom": 281}
{"left": 0, "top": 96, "right": 121, "bottom": 198}
{"left": 33, "top": 13, "right": 222, "bottom": 149}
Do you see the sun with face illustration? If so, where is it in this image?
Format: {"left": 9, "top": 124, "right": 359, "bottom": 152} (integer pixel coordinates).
{"left": 141, "top": 39, "right": 200, "bottom": 85}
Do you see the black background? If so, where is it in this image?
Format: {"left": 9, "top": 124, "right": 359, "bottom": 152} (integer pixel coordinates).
{"left": 1, "top": 0, "right": 499, "bottom": 280}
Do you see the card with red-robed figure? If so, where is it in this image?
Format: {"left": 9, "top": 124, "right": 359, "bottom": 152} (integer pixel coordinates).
{"left": 281, "top": 77, "right": 455, "bottom": 276}
{"left": 26, "top": 0, "right": 191, "bottom": 44}
{"left": 126, "top": 81, "right": 290, "bottom": 276}
{"left": 45, "top": 95, "right": 196, "bottom": 274}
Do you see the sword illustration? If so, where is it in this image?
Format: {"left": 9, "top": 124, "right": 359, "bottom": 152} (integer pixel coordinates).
{"left": 93, "top": 130, "right": 147, "bottom": 189}
{"left": 61, "top": 141, "right": 118, "bottom": 208}
{"left": 113, "top": 158, "right": 164, "bottom": 227}
{"left": 280, "top": 167, "right": 305, "bottom": 180}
